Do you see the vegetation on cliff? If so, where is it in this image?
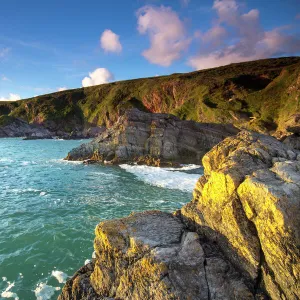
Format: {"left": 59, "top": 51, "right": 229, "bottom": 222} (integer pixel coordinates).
{"left": 0, "top": 57, "right": 299, "bottom": 135}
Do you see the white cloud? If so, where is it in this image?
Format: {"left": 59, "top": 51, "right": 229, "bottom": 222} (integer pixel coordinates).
{"left": 57, "top": 87, "right": 67, "bottom": 92}
{"left": 137, "top": 5, "right": 191, "bottom": 67}
{"left": 188, "top": 0, "right": 300, "bottom": 70}
{"left": 0, "top": 47, "right": 10, "bottom": 58}
{"left": 100, "top": 29, "right": 122, "bottom": 53}
{"left": 82, "top": 68, "right": 114, "bottom": 87}
{"left": 1, "top": 75, "right": 10, "bottom": 81}
{"left": 0, "top": 93, "right": 21, "bottom": 101}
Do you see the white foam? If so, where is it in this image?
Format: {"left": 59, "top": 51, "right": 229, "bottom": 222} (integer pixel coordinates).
{"left": 0, "top": 158, "right": 14, "bottom": 163}
{"left": 49, "top": 159, "right": 82, "bottom": 165}
{"left": 164, "top": 164, "right": 202, "bottom": 171}
{"left": 34, "top": 283, "right": 60, "bottom": 300}
{"left": 2, "top": 277, "right": 7, "bottom": 281}
{"left": 39, "top": 192, "right": 46, "bottom": 196}
{"left": 119, "top": 164, "right": 202, "bottom": 192}
{"left": 1, "top": 281, "right": 19, "bottom": 300}
{"left": 85, "top": 259, "right": 91, "bottom": 265}
{"left": 51, "top": 270, "right": 68, "bottom": 284}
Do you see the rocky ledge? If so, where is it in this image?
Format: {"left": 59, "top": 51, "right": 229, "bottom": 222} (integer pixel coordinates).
{"left": 60, "top": 130, "right": 300, "bottom": 300}
{"left": 65, "top": 108, "right": 239, "bottom": 166}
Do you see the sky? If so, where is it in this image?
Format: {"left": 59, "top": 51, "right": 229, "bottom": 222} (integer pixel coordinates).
{"left": 0, "top": 0, "right": 299, "bottom": 100}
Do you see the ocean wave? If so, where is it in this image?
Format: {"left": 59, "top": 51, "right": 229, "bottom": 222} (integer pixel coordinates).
{"left": 1, "top": 281, "right": 19, "bottom": 300}
{"left": 34, "top": 282, "right": 60, "bottom": 300}
{"left": 51, "top": 270, "right": 68, "bottom": 284}
{"left": 119, "top": 164, "right": 201, "bottom": 192}
{"left": 48, "top": 159, "right": 82, "bottom": 165}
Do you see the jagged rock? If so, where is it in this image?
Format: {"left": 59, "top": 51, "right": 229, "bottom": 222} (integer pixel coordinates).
{"left": 180, "top": 131, "right": 300, "bottom": 299}
{"left": 65, "top": 109, "right": 239, "bottom": 165}
{"left": 59, "top": 211, "right": 254, "bottom": 300}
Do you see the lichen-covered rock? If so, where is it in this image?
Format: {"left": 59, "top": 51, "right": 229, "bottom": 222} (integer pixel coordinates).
{"left": 65, "top": 109, "right": 239, "bottom": 165}
{"left": 181, "top": 131, "right": 300, "bottom": 299}
{"left": 59, "top": 211, "right": 254, "bottom": 299}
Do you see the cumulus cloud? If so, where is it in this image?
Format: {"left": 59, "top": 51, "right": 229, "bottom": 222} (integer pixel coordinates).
{"left": 0, "top": 93, "right": 21, "bottom": 101}
{"left": 188, "top": 0, "right": 300, "bottom": 70}
{"left": 82, "top": 68, "right": 114, "bottom": 87}
{"left": 137, "top": 5, "right": 191, "bottom": 67}
{"left": 57, "top": 87, "right": 67, "bottom": 92}
{"left": 100, "top": 29, "right": 122, "bottom": 53}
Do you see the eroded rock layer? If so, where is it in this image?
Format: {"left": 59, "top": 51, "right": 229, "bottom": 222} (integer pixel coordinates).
{"left": 65, "top": 109, "right": 239, "bottom": 165}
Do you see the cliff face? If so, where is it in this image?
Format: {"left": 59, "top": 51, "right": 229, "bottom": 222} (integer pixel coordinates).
{"left": 1, "top": 57, "right": 299, "bottom": 138}
{"left": 181, "top": 131, "right": 300, "bottom": 299}
{"left": 60, "top": 131, "right": 300, "bottom": 299}
{"left": 65, "top": 109, "right": 239, "bottom": 165}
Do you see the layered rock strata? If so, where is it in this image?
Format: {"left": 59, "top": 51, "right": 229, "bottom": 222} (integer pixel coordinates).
{"left": 65, "top": 109, "right": 239, "bottom": 165}
{"left": 60, "top": 131, "right": 300, "bottom": 299}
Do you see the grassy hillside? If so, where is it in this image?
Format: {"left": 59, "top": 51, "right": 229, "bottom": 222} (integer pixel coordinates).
{"left": 1, "top": 57, "right": 299, "bottom": 134}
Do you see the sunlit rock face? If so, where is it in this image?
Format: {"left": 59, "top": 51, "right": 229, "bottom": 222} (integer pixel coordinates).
{"left": 181, "top": 131, "right": 300, "bottom": 299}
{"left": 59, "top": 211, "right": 254, "bottom": 299}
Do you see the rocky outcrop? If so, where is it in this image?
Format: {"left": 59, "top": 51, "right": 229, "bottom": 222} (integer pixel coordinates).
{"left": 0, "top": 116, "right": 104, "bottom": 139}
{"left": 0, "top": 117, "right": 52, "bottom": 138}
{"left": 59, "top": 211, "right": 255, "bottom": 300}
{"left": 181, "top": 131, "right": 300, "bottom": 299}
{"left": 65, "top": 109, "right": 239, "bottom": 165}
{"left": 60, "top": 131, "right": 300, "bottom": 299}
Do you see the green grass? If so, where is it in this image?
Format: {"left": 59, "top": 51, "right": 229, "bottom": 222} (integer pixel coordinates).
{"left": 2, "top": 56, "right": 300, "bottom": 134}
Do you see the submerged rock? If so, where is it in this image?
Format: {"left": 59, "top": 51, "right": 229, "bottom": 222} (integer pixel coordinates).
{"left": 65, "top": 109, "right": 239, "bottom": 165}
{"left": 60, "top": 131, "right": 300, "bottom": 299}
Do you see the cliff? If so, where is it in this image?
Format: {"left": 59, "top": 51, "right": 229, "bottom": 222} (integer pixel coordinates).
{"left": 1, "top": 57, "right": 300, "bottom": 138}
{"left": 59, "top": 131, "right": 300, "bottom": 299}
{"left": 65, "top": 108, "right": 239, "bottom": 165}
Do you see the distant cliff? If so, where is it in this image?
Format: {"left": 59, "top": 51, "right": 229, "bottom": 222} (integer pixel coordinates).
{"left": 1, "top": 57, "right": 300, "bottom": 139}
{"left": 59, "top": 131, "right": 300, "bottom": 299}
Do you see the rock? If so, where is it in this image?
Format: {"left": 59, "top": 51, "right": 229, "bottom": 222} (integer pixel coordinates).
{"left": 283, "top": 133, "right": 300, "bottom": 151}
{"left": 0, "top": 116, "right": 105, "bottom": 140}
{"left": 180, "top": 130, "right": 300, "bottom": 299}
{"left": 59, "top": 211, "right": 254, "bottom": 300}
{"left": 0, "top": 117, "right": 52, "bottom": 139}
{"left": 65, "top": 108, "right": 239, "bottom": 165}
{"left": 60, "top": 130, "right": 300, "bottom": 299}
{"left": 285, "top": 114, "right": 300, "bottom": 134}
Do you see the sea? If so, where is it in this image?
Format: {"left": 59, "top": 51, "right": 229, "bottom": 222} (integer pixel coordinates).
{"left": 0, "top": 138, "right": 203, "bottom": 300}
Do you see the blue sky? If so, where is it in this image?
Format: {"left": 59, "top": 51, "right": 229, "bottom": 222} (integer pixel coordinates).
{"left": 0, "top": 0, "right": 299, "bottom": 100}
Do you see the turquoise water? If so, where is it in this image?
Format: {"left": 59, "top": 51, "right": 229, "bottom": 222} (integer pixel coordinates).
{"left": 0, "top": 138, "right": 202, "bottom": 299}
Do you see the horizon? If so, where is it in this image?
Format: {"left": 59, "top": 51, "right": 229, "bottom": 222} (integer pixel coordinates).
{"left": 1, "top": 0, "right": 300, "bottom": 101}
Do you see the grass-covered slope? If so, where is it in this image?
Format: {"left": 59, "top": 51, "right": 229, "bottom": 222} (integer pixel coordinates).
{"left": 1, "top": 57, "right": 299, "bottom": 134}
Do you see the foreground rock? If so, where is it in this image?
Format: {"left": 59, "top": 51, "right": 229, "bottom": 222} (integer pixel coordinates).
{"left": 60, "top": 131, "right": 300, "bottom": 299}
{"left": 59, "top": 211, "right": 254, "bottom": 300}
{"left": 181, "top": 131, "right": 300, "bottom": 299}
{"left": 65, "top": 109, "right": 239, "bottom": 165}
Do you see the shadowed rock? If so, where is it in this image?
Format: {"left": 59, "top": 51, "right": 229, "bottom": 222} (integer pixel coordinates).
{"left": 65, "top": 109, "right": 239, "bottom": 165}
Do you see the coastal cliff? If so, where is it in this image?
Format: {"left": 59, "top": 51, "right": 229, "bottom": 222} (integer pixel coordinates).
{"left": 1, "top": 57, "right": 300, "bottom": 139}
{"left": 65, "top": 108, "right": 239, "bottom": 165}
{"left": 59, "top": 131, "right": 300, "bottom": 299}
